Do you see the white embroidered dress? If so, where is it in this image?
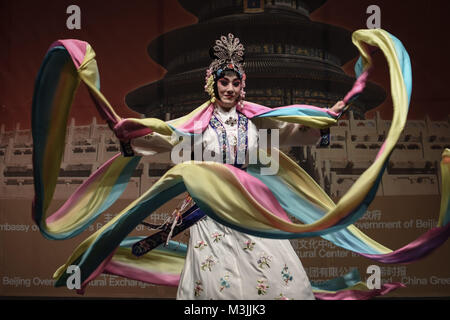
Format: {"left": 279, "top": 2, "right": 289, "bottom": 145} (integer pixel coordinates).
{"left": 175, "top": 104, "right": 316, "bottom": 300}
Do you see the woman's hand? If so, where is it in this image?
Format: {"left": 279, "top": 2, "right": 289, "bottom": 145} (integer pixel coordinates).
{"left": 330, "top": 100, "right": 346, "bottom": 114}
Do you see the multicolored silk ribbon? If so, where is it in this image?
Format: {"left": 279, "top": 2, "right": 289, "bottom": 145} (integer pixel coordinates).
{"left": 31, "top": 30, "right": 450, "bottom": 299}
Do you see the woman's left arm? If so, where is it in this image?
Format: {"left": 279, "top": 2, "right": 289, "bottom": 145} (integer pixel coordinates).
{"left": 254, "top": 100, "right": 346, "bottom": 147}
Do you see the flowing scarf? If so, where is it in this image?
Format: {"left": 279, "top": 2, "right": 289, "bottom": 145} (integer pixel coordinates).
{"left": 31, "top": 30, "right": 450, "bottom": 299}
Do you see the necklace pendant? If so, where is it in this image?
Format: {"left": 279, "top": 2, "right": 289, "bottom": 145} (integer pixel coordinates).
{"left": 225, "top": 117, "right": 237, "bottom": 127}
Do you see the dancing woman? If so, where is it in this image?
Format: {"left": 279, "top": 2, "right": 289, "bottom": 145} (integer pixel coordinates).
{"left": 164, "top": 34, "right": 345, "bottom": 299}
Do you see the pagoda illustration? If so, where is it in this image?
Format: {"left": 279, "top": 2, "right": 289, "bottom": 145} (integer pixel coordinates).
{"left": 125, "top": 0, "right": 385, "bottom": 121}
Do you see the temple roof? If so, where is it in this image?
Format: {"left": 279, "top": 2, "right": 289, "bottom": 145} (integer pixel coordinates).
{"left": 147, "top": 13, "right": 358, "bottom": 74}
{"left": 179, "top": 0, "right": 328, "bottom": 22}
{"left": 125, "top": 0, "right": 385, "bottom": 119}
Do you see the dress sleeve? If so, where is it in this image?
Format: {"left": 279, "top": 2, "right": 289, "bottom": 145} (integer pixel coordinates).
{"left": 130, "top": 132, "right": 178, "bottom": 156}
{"left": 252, "top": 117, "right": 321, "bottom": 147}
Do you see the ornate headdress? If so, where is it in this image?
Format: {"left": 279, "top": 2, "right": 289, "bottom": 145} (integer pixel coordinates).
{"left": 204, "top": 33, "right": 246, "bottom": 103}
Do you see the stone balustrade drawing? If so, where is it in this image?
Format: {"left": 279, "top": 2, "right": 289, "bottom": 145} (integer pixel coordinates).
{"left": 0, "top": 111, "right": 448, "bottom": 199}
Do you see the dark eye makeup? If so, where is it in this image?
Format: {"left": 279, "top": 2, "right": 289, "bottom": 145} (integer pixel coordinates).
{"left": 219, "top": 79, "right": 241, "bottom": 87}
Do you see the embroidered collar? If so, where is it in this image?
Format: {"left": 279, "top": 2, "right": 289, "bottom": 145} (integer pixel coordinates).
{"left": 209, "top": 111, "right": 248, "bottom": 168}
{"left": 213, "top": 104, "right": 238, "bottom": 125}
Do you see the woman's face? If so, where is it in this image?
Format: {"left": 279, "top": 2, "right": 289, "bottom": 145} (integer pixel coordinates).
{"left": 216, "top": 73, "right": 242, "bottom": 109}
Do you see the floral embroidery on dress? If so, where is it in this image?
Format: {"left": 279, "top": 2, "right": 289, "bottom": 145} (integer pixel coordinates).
{"left": 243, "top": 239, "right": 256, "bottom": 251}
{"left": 257, "top": 252, "right": 272, "bottom": 269}
{"left": 194, "top": 281, "right": 203, "bottom": 297}
{"left": 211, "top": 232, "right": 224, "bottom": 243}
{"left": 194, "top": 240, "right": 208, "bottom": 250}
{"left": 275, "top": 293, "right": 293, "bottom": 300}
{"left": 281, "top": 264, "right": 293, "bottom": 285}
{"left": 219, "top": 273, "right": 231, "bottom": 292}
{"left": 256, "top": 278, "right": 269, "bottom": 295}
{"left": 200, "top": 255, "right": 216, "bottom": 271}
